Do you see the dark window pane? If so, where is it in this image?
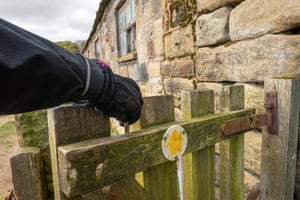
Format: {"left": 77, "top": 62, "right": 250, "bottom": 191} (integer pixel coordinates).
{"left": 131, "top": 24, "right": 136, "bottom": 51}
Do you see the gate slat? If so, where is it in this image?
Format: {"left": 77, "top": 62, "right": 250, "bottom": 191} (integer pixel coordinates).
{"left": 219, "top": 85, "right": 245, "bottom": 200}
{"left": 182, "top": 90, "right": 215, "bottom": 200}
{"left": 139, "top": 95, "right": 178, "bottom": 200}
{"left": 195, "top": 146, "right": 216, "bottom": 200}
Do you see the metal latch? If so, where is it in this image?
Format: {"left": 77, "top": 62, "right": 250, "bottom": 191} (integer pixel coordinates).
{"left": 222, "top": 91, "right": 278, "bottom": 136}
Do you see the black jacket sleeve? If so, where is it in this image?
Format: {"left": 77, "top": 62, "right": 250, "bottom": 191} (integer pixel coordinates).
{"left": 0, "top": 19, "right": 104, "bottom": 114}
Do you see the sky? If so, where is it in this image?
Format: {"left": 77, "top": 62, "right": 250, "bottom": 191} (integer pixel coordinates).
{"left": 0, "top": 0, "right": 100, "bottom": 42}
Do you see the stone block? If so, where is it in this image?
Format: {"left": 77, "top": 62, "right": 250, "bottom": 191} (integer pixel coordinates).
{"left": 137, "top": 41, "right": 149, "bottom": 62}
{"left": 173, "top": 58, "right": 194, "bottom": 78}
{"left": 230, "top": 0, "right": 300, "bottom": 41}
{"left": 147, "top": 40, "right": 155, "bottom": 58}
{"left": 128, "top": 62, "right": 138, "bottom": 80}
{"left": 147, "top": 61, "right": 161, "bottom": 77}
{"left": 163, "top": 78, "right": 195, "bottom": 97}
{"left": 243, "top": 83, "right": 264, "bottom": 113}
{"left": 119, "top": 65, "right": 129, "bottom": 77}
{"left": 137, "top": 23, "right": 154, "bottom": 62}
{"left": 197, "top": 0, "right": 243, "bottom": 13}
{"left": 141, "top": 83, "right": 151, "bottom": 97}
{"left": 161, "top": 61, "right": 172, "bottom": 77}
{"left": 141, "top": 0, "right": 161, "bottom": 23}
{"left": 153, "top": 17, "right": 164, "bottom": 57}
{"left": 139, "top": 78, "right": 163, "bottom": 97}
{"left": 161, "top": 58, "right": 194, "bottom": 78}
{"left": 195, "top": 7, "right": 231, "bottom": 47}
{"left": 244, "top": 131, "right": 262, "bottom": 176}
{"left": 149, "top": 82, "right": 163, "bottom": 96}
{"left": 137, "top": 63, "right": 149, "bottom": 82}
{"left": 167, "top": 0, "right": 195, "bottom": 28}
{"left": 196, "top": 34, "right": 300, "bottom": 82}
{"left": 164, "top": 25, "right": 194, "bottom": 59}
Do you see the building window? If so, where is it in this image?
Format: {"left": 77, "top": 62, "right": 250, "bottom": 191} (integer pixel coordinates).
{"left": 94, "top": 38, "right": 100, "bottom": 58}
{"left": 118, "top": 0, "right": 136, "bottom": 57}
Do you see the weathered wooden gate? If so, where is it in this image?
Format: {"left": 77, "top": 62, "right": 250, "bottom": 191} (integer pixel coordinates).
{"left": 10, "top": 78, "right": 300, "bottom": 200}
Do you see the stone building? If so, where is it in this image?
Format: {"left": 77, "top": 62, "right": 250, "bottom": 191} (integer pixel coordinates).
{"left": 82, "top": 0, "right": 300, "bottom": 197}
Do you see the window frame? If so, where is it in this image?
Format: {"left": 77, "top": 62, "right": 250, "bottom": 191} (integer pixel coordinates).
{"left": 116, "top": 0, "right": 137, "bottom": 62}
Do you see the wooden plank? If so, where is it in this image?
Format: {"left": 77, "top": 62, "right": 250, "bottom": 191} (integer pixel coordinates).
{"left": 57, "top": 108, "right": 255, "bottom": 197}
{"left": 81, "top": 177, "right": 151, "bottom": 200}
{"left": 47, "top": 106, "right": 110, "bottom": 200}
{"left": 229, "top": 134, "right": 244, "bottom": 199}
{"left": 219, "top": 85, "right": 244, "bottom": 200}
{"left": 194, "top": 146, "right": 215, "bottom": 200}
{"left": 182, "top": 89, "right": 215, "bottom": 200}
{"left": 140, "top": 96, "right": 178, "bottom": 200}
{"left": 10, "top": 147, "right": 43, "bottom": 200}
{"left": 261, "top": 78, "right": 300, "bottom": 200}
{"left": 144, "top": 162, "right": 178, "bottom": 200}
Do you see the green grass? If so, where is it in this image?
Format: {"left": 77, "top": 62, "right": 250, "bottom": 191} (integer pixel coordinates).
{"left": 0, "top": 121, "right": 16, "bottom": 138}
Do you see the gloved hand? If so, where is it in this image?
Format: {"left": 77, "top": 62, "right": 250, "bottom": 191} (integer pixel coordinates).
{"left": 74, "top": 60, "right": 143, "bottom": 125}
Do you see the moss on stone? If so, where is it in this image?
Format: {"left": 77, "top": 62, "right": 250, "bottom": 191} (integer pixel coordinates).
{"left": 223, "top": 40, "right": 239, "bottom": 47}
{"left": 273, "top": 75, "right": 297, "bottom": 79}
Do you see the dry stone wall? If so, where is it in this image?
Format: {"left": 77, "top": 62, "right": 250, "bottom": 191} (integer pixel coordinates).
{"left": 196, "top": 34, "right": 300, "bottom": 82}
{"left": 230, "top": 0, "right": 300, "bottom": 41}
{"left": 83, "top": 0, "right": 300, "bottom": 196}
{"left": 195, "top": 6, "right": 231, "bottom": 47}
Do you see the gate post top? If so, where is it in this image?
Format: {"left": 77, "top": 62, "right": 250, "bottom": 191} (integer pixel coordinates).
{"left": 133, "top": 95, "right": 175, "bottom": 130}
{"left": 47, "top": 105, "right": 110, "bottom": 146}
{"left": 181, "top": 89, "right": 214, "bottom": 120}
{"left": 10, "top": 147, "right": 43, "bottom": 200}
{"left": 220, "top": 85, "right": 244, "bottom": 112}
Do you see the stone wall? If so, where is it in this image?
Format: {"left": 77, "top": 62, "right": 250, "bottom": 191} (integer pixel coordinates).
{"left": 83, "top": 0, "right": 300, "bottom": 196}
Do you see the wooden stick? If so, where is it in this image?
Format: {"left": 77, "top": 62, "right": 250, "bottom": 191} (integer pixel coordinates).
{"left": 124, "top": 122, "right": 129, "bottom": 134}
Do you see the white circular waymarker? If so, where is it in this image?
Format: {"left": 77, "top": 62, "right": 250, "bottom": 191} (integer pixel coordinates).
{"left": 162, "top": 125, "right": 187, "bottom": 161}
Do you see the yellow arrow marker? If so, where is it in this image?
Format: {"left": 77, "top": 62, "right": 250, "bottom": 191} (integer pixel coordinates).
{"left": 162, "top": 125, "right": 187, "bottom": 161}
{"left": 167, "top": 129, "right": 184, "bottom": 156}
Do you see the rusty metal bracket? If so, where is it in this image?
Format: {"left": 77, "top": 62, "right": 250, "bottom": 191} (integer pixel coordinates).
{"left": 222, "top": 91, "right": 278, "bottom": 136}
{"left": 265, "top": 91, "right": 278, "bottom": 135}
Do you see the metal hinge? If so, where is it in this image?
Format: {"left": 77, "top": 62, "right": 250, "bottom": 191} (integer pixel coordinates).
{"left": 222, "top": 91, "right": 278, "bottom": 136}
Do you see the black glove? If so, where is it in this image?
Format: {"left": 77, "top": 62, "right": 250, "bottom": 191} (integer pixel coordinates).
{"left": 74, "top": 60, "right": 143, "bottom": 125}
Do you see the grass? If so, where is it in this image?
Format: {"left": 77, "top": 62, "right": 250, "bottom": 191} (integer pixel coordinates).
{"left": 0, "top": 121, "right": 16, "bottom": 138}
{"left": 0, "top": 140, "right": 14, "bottom": 148}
